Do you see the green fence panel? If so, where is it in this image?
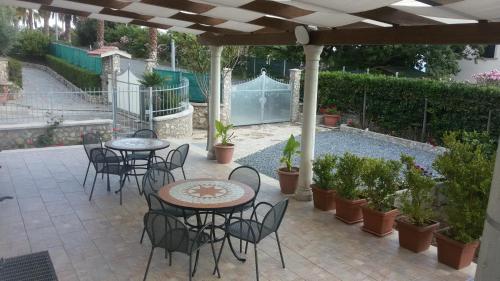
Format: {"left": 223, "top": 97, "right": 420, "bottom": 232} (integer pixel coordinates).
{"left": 154, "top": 69, "right": 207, "bottom": 102}
{"left": 49, "top": 43, "right": 102, "bottom": 74}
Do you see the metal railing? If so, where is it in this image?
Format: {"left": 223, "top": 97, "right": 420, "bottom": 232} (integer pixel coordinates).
{"left": 150, "top": 78, "right": 190, "bottom": 117}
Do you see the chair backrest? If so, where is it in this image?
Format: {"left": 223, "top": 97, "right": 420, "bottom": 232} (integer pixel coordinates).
{"left": 229, "top": 166, "right": 261, "bottom": 194}
{"left": 133, "top": 129, "right": 158, "bottom": 139}
{"left": 260, "top": 199, "right": 289, "bottom": 239}
{"left": 142, "top": 167, "right": 175, "bottom": 210}
{"left": 89, "top": 148, "right": 120, "bottom": 173}
{"left": 169, "top": 144, "right": 189, "bottom": 167}
{"left": 144, "top": 211, "right": 191, "bottom": 253}
{"left": 83, "top": 133, "right": 102, "bottom": 159}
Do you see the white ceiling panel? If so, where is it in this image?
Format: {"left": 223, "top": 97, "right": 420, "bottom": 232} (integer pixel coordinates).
{"left": 88, "top": 14, "right": 132, "bottom": 24}
{"left": 446, "top": 0, "right": 500, "bottom": 20}
{"left": 392, "top": 5, "right": 476, "bottom": 20}
{"left": 293, "top": 12, "right": 362, "bottom": 27}
{"left": 215, "top": 20, "right": 263, "bottom": 32}
{"left": 121, "top": 2, "right": 178, "bottom": 18}
{"left": 169, "top": 26, "right": 205, "bottom": 35}
{"left": 149, "top": 17, "right": 193, "bottom": 28}
{"left": 290, "top": 0, "right": 401, "bottom": 13}
{"left": 0, "top": 0, "right": 40, "bottom": 10}
{"left": 51, "top": 0, "right": 102, "bottom": 13}
{"left": 190, "top": 0, "right": 253, "bottom": 8}
{"left": 202, "top": 7, "right": 264, "bottom": 22}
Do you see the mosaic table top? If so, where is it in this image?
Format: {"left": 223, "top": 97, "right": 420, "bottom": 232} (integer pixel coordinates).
{"left": 105, "top": 138, "right": 170, "bottom": 152}
{"left": 158, "top": 179, "right": 255, "bottom": 210}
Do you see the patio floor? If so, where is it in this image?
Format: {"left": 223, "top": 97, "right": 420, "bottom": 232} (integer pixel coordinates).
{"left": 0, "top": 140, "right": 476, "bottom": 281}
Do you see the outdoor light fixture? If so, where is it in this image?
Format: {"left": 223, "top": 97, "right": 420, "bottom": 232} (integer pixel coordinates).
{"left": 294, "top": 25, "right": 310, "bottom": 45}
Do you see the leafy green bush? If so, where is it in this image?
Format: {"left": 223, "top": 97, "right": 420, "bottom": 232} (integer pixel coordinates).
{"left": 0, "top": 7, "right": 17, "bottom": 56}
{"left": 433, "top": 131, "right": 494, "bottom": 243}
{"left": 280, "top": 134, "right": 300, "bottom": 172}
{"left": 75, "top": 18, "right": 97, "bottom": 47}
{"left": 46, "top": 55, "right": 100, "bottom": 89}
{"left": 16, "top": 30, "right": 50, "bottom": 58}
{"left": 335, "top": 152, "right": 364, "bottom": 200}
{"left": 8, "top": 58, "right": 22, "bottom": 87}
{"left": 215, "top": 120, "right": 234, "bottom": 145}
{"left": 312, "top": 154, "right": 337, "bottom": 190}
{"left": 399, "top": 154, "right": 436, "bottom": 226}
{"left": 361, "top": 158, "right": 402, "bottom": 212}
{"left": 139, "top": 72, "right": 164, "bottom": 88}
{"left": 317, "top": 71, "right": 500, "bottom": 142}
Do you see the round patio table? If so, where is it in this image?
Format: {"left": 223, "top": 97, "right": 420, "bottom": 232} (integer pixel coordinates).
{"left": 158, "top": 178, "right": 255, "bottom": 262}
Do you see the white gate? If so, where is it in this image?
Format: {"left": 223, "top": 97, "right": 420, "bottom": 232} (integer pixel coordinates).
{"left": 231, "top": 70, "right": 291, "bottom": 126}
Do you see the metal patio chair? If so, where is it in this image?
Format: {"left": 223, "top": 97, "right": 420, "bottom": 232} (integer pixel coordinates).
{"left": 151, "top": 144, "right": 189, "bottom": 180}
{"left": 127, "top": 129, "right": 159, "bottom": 165}
{"left": 215, "top": 199, "right": 289, "bottom": 281}
{"left": 142, "top": 211, "right": 219, "bottom": 281}
{"left": 82, "top": 133, "right": 121, "bottom": 187}
{"left": 88, "top": 148, "right": 140, "bottom": 205}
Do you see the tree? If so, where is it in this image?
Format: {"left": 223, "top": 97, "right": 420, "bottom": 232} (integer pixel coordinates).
{"left": 148, "top": 27, "right": 157, "bottom": 61}
{"left": 96, "top": 20, "right": 104, "bottom": 48}
{"left": 63, "top": 14, "right": 72, "bottom": 42}
{"left": 39, "top": 10, "right": 50, "bottom": 36}
{"left": 0, "top": 7, "right": 17, "bottom": 56}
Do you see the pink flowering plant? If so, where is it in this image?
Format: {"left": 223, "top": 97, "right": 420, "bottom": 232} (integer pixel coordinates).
{"left": 473, "top": 69, "right": 500, "bottom": 86}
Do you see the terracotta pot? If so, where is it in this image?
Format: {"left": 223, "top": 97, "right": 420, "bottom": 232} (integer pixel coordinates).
{"left": 397, "top": 218, "right": 439, "bottom": 253}
{"left": 361, "top": 205, "right": 398, "bottom": 237}
{"left": 435, "top": 231, "right": 479, "bottom": 269}
{"left": 334, "top": 196, "right": 366, "bottom": 224}
{"left": 277, "top": 167, "right": 299, "bottom": 194}
{"left": 311, "top": 184, "right": 336, "bottom": 211}
{"left": 323, "top": 114, "right": 341, "bottom": 127}
{"left": 214, "top": 143, "right": 234, "bottom": 164}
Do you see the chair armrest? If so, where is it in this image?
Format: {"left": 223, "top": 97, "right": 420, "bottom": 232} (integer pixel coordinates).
{"left": 250, "top": 202, "right": 274, "bottom": 223}
{"left": 226, "top": 217, "right": 259, "bottom": 242}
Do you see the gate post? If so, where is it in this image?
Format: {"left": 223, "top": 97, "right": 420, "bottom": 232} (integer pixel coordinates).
{"left": 221, "top": 68, "right": 232, "bottom": 125}
{"left": 289, "top": 69, "right": 302, "bottom": 123}
{"left": 111, "top": 70, "right": 118, "bottom": 139}
{"left": 149, "top": 87, "right": 154, "bottom": 131}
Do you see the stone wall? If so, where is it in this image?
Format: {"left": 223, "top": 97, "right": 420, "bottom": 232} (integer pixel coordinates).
{"left": 192, "top": 103, "right": 229, "bottom": 129}
{"left": 153, "top": 105, "right": 193, "bottom": 138}
{"left": 0, "top": 58, "right": 8, "bottom": 83}
{"left": 0, "top": 119, "right": 112, "bottom": 150}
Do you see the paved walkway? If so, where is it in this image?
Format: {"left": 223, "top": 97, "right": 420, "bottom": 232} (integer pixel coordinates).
{"left": 0, "top": 139, "right": 476, "bottom": 281}
{"left": 23, "top": 66, "right": 73, "bottom": 93}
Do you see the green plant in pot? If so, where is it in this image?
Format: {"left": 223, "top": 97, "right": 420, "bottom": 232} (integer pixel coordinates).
{"left": 360, "top": 158, "right": 402, "bottom": 237}
{"left": 397, "top": 154, "right": 439, "bottom": 253}
{"left": 214, "top": 120, "right": 235, "bottom": 164}
{"left": 312, "top": 154, "right": 337, "bottom": 211}
{"left": 334, "top": 152, "right": 366, "bottom": 224}
{"left": 433, "top": 131, "right": 493, "bottom": 269}
{"left": 323, "top": 106, "right": 341, "bottom": 127}
{"left": 277, "top": 134, "right": 300, "bottom": 194}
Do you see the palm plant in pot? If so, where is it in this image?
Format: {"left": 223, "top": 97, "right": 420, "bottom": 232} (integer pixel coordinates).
{"left": 214, "top": 120, "right": 235, "bottom": 164}
{"left": 334, "top": 153, "right": 366, "bottom": 224}
{"left": 277, "top": 134, "right": 300, "bottom": 194}
{"left": 397, "top": 154, "right": 439, "bottom": 253}
{"left": 312, "top": 154, "right": 337, "bottom": 211}
{"left": 360, "top": 158, "right": 402, "bottom": 237}
{"left": 433, "top": 132, "right": 493, "bottom": 269}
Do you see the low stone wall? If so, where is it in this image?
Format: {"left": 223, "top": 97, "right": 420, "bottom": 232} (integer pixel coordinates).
{"left": 192, "top": 102, "right": 229, "bottom": 129}
{"left": 0, "top": 119, "right": 112, "bottom": 150}
{"left": 153, "top": 105, "right": 193, "bottom": 138}
{"left": 339, "top": 124, "right": 446, "bottom": 153}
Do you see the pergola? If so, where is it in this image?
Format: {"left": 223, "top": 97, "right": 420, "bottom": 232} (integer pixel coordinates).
{"left": 2, "top": 0, "right": 500, "bottom": 279}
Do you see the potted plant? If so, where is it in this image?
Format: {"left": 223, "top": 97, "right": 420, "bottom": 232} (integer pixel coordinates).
{"left": 334, "top": 153, "right": 366, "bottom": 224}
{"left": 214, "top": 120, "right": 235, "bottom": 164}
{"left": 323, "top": 107, "right": 341, "bottom": 127}
{"left": 360, "top": 158, "right": 402, "bottom": 237}
{"left": 433, "top": 132, "right": 493, "bottom": 269}
{"left": 277, "top": 134, "right": 300, "bottom": 194}
{"left": 312, "top": 154, "right": 337, "bottom": 211}
{"left": 397, "top": 154, "right": 439, "bottom": 253}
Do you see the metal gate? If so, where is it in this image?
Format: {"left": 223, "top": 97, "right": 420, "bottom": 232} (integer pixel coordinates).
{"left": 231, "top": 70, "right": 291, "bottom": 126}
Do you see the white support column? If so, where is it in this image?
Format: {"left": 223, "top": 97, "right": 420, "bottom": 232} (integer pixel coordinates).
{"left": 475, "top": 137, "right": 500, "bottom": 280}
{"left": 207, "top": 45, "right": 223, "bottom": 160}
{"left": 295, "top": 45, "right": 323, "bottom": 201}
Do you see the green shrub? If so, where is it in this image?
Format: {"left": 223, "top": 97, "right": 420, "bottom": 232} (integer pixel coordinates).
{"left": 0, "top": 7, "right": 17, "bottom": 56}
{"left": 16, "top": 30, "right": 50, "bottom": 58}
{"left": 8, "top": 58, "right": 22, "bottom": 87}
{"left": 139, "top": 72, "right": 164, "bottom": 88}
{"left": 46, "top": 55, "right": 100, "bottom": 89}
{"left": 433, "top": 131, "right": 494, "bottom": 243}
{"left": 312, "top": 154, "right": 337, "bottom": 190}
{"left": 215, "top": 120, "right": 234, "bottom": 145}
{"left": 317, "top": 71, "right": 500, "bottom": 142}
{"left": 335, "top": 152, "right": 364, "bottom": 200}
{"left": 361, "top": 158, "right": 402, "bottom": 212}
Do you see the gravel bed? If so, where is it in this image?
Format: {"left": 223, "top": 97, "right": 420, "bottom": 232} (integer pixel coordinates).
{"left": 236, "top": 130, "right": 440, "bottom": 180}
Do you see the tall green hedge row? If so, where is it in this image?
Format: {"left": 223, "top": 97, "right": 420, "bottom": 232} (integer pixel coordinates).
{"left": 318, "top": 72, "right": 500, "bottom": 142}
{"left": 8, "top": 58, "right": 22, "bottom": 87}
{"left": 46, "top": 55, "right": 101, "bottom": 89}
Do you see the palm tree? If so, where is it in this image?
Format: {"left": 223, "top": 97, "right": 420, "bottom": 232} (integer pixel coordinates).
{"left": 63, "top": 14, "right": 72, "bottom": 42}
{"left": 148, "top": 27, "right": 158, "bottom": 62}
{"left": 15, "top": 8, "right": 36, "bottom": 29}
{"left": 39, "top": 10, "right": 50, "bottom": 36}
{"left": 96, "top": 20, "right": 104, "bottom": 48}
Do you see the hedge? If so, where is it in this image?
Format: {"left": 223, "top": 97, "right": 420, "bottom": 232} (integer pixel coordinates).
{"left": 8, "top": 58, "right": 22, "bottom": 87}
{"left": 317, "top": 72, "right": 500, "bottom": 142}
{"left": 45, "top": 54, "right": 101, "bottom": 89}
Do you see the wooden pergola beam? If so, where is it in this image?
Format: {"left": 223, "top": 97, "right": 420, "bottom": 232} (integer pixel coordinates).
{"left": 353, "top": 7, "right": 441, "bottom": 26}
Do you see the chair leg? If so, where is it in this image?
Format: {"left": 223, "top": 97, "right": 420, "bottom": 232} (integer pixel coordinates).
{"left": 192, "top": 249, "right": 200, "bottom": 276}
{"left": 188, "top": 253, "right": 193, "bottom": 281}
{"left": 140, "top": 226, "right": 146, "bottom": 244}
{"left": 106, "top": 173, "right": 110, "bottom": 192}
{"left": 239, "top": 210, "right": 243, "bottom": 253}
{"left": 169, "top": 252, "right": 172, "bottom": 266}
{"left": 143, "top": 248, "right": 154, "bottom": 281}
{"left": 181, "top": 167, "right": 187, "bottom": 180}
{"left": 83, "top": 161, "right": 90, "bottom": 187}
{"left": 275, "top": 232, "right": 285, "bottom": 268}
{"left": 133, "top": 169, "right": 141, "bottom": 195}
{"left": 254, "top": 243, "right": 259, "bottom": 281}
{"left": 210, "top": 235, "right": 221, "bottom": 278}
{"left": 119, "top": 174, "right": 124, "bottom": 205}
{"left": 213, "top": 234, "right": 227, "bottom": 275}
{"left": 245, "top": 241, "right": 249, "bottom": 254}
{"left": 89, "top": 173, "right": 98, "bottom": 201}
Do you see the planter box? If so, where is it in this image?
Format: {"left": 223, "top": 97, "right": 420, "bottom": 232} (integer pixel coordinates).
{"left": 335, "top": 197, "right": 366, "bottom": 224}
{"left": 361, "top": 206, "right": 398, "bottom": 237}
{"left": 214, "top": 143, "right": 234, "bottom": 164}
{"left": 311, "top": 185, "right": 336, "bottom": 211}
{"left": 435, "top": 231, "right": 479, "bottom": 269}
{"left": 397, "top": 218, "right": 439, "bottom": 253}
{"left": 278, "top": 167, "right": 299, "bottom": 194}
{"left": 323, "top": 114, "right": 341, "bottom": 127}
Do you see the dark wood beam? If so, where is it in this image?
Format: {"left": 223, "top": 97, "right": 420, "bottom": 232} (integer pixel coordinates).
{"left": 198, "top": 31, "right": 295, "bottom": 46}
{"left": 354, "top": 7, "right": 441, "bottom": 26}
{"left": 415, "top": 0, "right": 464, "bottom": 6}
{"left": 171, "top": 12, "right": 226, "bottom": 26}
{"left": 188, "top": 23, "right": 242, "bottom": 34}
{"left": 248, "top": 17, "right": 298, "bottom": 32}
{"left": 63, "top": 0, "right": 129, "bottom": 9}
{"left": 19, "top": 0, "right": 52, "bottom": 5}
{"left": 139, "top": 0, "right": 214, "bottom": 14}
{"left": 130, "top": 19, "right": 171, "bottom": 30}
{"left": 100, "top": 8, "right": 153, "bottom": 21}
{"left": 40, "top": 5, "right": 91, "bottom": 17}
{"left": 240, "top": 0, "right": 313, "bottom": 19}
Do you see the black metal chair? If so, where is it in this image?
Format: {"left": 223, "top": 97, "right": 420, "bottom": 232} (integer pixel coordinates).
{"left": 215, "top": 199, "right": 289, "bottom": 281}
{"left": 82, "top": 133, "right": 121, "bottom": 187}
{"left": 140, "top": 167, "right": 195, "bottom": 244}
{"left": 88, "top": 148, "right": 140, "bottom": 205}
{"left": 142, "top": 211, "right": 219, "bottom": 281}
{"left": 127, "top": 129, "right": 159, "bottom": 165}
{"left": 151, "top": 144, "right": 189, "bottom": 180}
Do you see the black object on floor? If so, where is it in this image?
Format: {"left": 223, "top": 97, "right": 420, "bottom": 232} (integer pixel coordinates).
{"left": 0, "top": 196, "right": 13, "bottom": 202}
{"left": 0, "top": 251, "right": 58, "bottom": 281}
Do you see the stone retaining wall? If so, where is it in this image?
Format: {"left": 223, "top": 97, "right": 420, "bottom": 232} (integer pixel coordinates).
{"left": 192, "top": 103, "right": 229, "bottom": 129}
{"left": 153, "top": 105, "right": 193, "bottom": 138}
{"left": 0, "top": 119, "right": 112, "bottom": 150}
